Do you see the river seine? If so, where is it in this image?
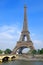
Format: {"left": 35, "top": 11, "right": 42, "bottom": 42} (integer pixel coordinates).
{"left": 0, "top": 60, "right": 43, "bottom": 65}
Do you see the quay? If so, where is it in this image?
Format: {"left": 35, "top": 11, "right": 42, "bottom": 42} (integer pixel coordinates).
{"left": 17, "top": 54, "right": 43, "bottom": 61}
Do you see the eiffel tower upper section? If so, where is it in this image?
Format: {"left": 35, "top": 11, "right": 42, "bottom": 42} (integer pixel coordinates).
{"left": 19, "top": 5, "right": 31, "bottom": 42}
{"left": 22, "top": 5, "right": 29, "bottom": 33}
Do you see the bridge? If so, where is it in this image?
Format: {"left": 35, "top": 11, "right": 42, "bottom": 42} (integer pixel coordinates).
{"left": 0, "top": 54, "right": 18, "bottom": 62}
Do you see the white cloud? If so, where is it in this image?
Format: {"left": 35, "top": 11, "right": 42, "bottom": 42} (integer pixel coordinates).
{"left": 30, "top": 33, "right": 43, "bottom": 49}
{"left": 0, "top": 25, "right": 21, "bottom": 50}
{"left": 33, "top": 40, "right": 43, "bottom": 49}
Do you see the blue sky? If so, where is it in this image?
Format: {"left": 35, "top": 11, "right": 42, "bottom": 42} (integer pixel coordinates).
{"left": 0, "top": 0, "right": 43, "bottom": 51}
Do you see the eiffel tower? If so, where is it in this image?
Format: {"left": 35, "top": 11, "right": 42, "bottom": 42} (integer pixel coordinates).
{"left": 12, "top": 5, "right": 34, "bottom": 54}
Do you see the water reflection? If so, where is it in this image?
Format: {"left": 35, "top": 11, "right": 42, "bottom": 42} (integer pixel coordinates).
{"left": 0, "top": 60, "right": 43, "bottom": 65}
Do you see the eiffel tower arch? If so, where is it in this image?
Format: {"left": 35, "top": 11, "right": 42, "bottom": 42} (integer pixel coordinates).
{"left": 12, "top": 5, "right": 34, "bottom": 54}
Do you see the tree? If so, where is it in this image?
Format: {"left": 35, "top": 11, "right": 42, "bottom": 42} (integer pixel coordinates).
{"left": 32, "top": 50, "right": 37, "bottom": 54}
{"left": 0, "top": 50, "right": 3, "bottom": 54}
{"left": 37, "top": 49, "right": 40, "bottom": 54}
{"left": 40, "top": 48, "right": 43, "bottom": 54}
{"left": 4, "top": 49, "right": 12, "bottom": 54}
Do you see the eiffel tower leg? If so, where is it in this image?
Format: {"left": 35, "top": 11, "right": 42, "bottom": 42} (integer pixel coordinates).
{"left": 18, "top": 47, "right": 24, "bottom": 54}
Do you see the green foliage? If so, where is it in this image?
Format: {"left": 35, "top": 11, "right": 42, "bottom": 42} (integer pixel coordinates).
{"left": 0, "top": 50, "right": 3, "bottom": 54}
{"left": 0, "top": 48, "right": 42, "bottom": 54}
{"left": 37, "top": 49, "right": 40, "bottom": 54}
{"left": 32, "top": 50, "right": 37, "bottom": 54}
{"left": 40, "top": 48, "right": 43, "bottom": 54}
{"left": 31, "top": 49, "right": 43, "bottom": 54}
{"left": 37, "top": 48, "right": 43, "bottom": 54}
{"left": 4, "top": 49, "right": 12, "bottom": 54}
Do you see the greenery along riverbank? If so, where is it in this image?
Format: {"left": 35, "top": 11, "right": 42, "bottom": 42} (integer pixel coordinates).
{"left": 0, "top": 49, "right": 12, "bottom": 54}
{"left": 0, "top": 48, "right": 43, "bottom": 54}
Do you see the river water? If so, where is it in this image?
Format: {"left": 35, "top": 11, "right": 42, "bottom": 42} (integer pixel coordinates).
{"left": 0, "top": 60, "right": 43, "bottom": 65}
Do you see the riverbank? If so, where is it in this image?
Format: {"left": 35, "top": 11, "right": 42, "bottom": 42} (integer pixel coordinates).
{"left": 15, "top": 54, "right": 43, "bottom": 61}
{"left": 16, "top": 57, "right": 43, "bottom": 61}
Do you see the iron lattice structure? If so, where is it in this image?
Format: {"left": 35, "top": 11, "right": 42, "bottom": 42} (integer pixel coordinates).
{"left": 12, "top": 5, "right": 34, "bottom": 54}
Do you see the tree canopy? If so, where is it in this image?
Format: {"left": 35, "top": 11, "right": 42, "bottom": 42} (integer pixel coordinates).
{"left": 4, "top": 49, "right": 12, "bottom": 54}
{"left": 0, "top": 50, "right": 3, "bottom": 54}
